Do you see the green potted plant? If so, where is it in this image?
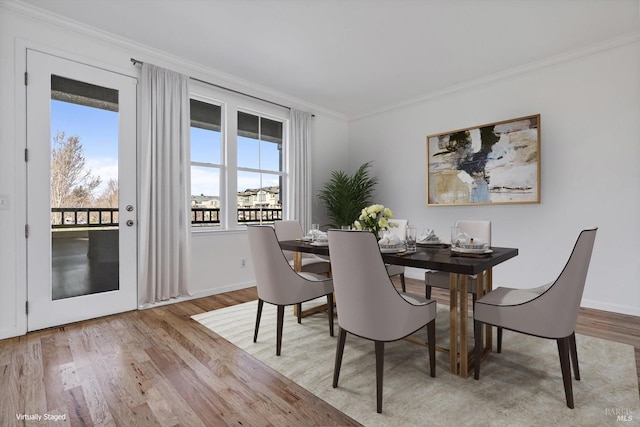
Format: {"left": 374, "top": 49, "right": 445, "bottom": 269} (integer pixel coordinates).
{"left": 318, "top": 161, "right": 378, "bottom": 228}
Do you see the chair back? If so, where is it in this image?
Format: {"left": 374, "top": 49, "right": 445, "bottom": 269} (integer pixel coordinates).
{"left": 328, "top": 230, "right": 423, "bottom": 341}
{"left": 274, "top": 220, "right": 303, "bottom": 261}
{"left": 388, "top": 219, "right": 408, "bottom": 241}
{"left": 247, "top": 225, "right": 317, "bottom": 305}
{"left": 456, "top": 220, "right": 491, "bottom": 245}
{"left": 534, "top": 228, "right": 597, "bottom": 337}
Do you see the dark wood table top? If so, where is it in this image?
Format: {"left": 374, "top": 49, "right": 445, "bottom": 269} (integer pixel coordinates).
{"left": 278, "top": 240, "right": 518, "bottom": 275}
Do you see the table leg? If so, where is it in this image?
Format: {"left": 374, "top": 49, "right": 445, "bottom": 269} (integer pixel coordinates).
{"left": 293, "top": 251, "right": 302, "bottom": 272}
{"left": 293, "top": 252, "right": 303, "bottom": 317}
{"left": 459, "top": 274, "right": 469, "bottom": 379}
{"left": 292, "top": 251, "right": 332, "bottom": 319}
{"left": 485, "top": 269, "right": 493, "bottom": 351}
{"left": 476, "top": 271, "right": 484, "bottom": 344}
{"left": 449, "top": 273, "right": 458, "bottom": 375}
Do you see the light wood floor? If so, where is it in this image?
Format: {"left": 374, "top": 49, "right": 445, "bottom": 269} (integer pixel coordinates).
{"left": 1, "top": 278, "right": 638, "bottom": 426}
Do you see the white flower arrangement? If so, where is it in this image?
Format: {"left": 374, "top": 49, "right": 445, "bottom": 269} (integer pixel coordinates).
{"left": 354, "top": 204, "right": 396, "bottom": 236}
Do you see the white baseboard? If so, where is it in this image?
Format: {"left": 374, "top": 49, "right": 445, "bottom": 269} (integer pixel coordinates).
{"left": 581, "top": 298, "right": 640, "bottom": 317}
{"left": 138, "top": 281, "right": 256, "bottom": 310}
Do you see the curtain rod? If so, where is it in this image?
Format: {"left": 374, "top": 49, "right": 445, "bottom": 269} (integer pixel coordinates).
{"left": 131, "top": 58, "right": 314, "bottom": 117}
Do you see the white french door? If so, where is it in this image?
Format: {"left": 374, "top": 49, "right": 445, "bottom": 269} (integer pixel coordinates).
{"left": 26, "top": 50, "right": 137, "bottom": 331}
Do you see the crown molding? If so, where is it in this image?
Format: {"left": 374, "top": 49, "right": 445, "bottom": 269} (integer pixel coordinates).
{"left": 5, "top": 0, "right": 636, "bottom": 124}
{"left": 350, "top": 30, "right": 640, "bottom": 122}
{"left": 1, "top": 0, "right": 348, "bottom": 122}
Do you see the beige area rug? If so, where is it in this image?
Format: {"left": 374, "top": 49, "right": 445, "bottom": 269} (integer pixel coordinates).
{"left": 193, "top": 300, "right": 639, "bottom": 426}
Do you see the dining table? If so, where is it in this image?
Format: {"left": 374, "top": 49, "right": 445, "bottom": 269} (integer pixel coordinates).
{"left": 278, "top": 238, "right": 519, "bottom": 379}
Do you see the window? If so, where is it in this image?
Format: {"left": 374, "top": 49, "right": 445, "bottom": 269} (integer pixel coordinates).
{"left": 189, "top": 85, "right": 287, "bottom": 230}
{"left": 190, "top": 98, "right": 222, "bottom": 227}
{"left": 237, "top": 111, "right": 284, "bottom": 225}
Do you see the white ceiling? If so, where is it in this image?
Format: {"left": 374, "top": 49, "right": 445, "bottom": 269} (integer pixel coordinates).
{"left": 18, "top": 0, "right": 640, "bottom": 119}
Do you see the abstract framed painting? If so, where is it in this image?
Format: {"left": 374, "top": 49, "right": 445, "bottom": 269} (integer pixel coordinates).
{"left": 426, "top": 114, "right": 540, "bottom": 206}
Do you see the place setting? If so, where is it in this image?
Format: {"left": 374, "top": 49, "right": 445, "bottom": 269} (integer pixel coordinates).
{"left": 450, "top": 228, "right": 493, "bottom": 257}
{"left": 416, "top": 228, "right": 448, "bottom": 248}
{"left": 300, "top": 223, "right": 329, "bottom": 246}
{"left": 377, "top": 232, "right": 407, "bottom": 254}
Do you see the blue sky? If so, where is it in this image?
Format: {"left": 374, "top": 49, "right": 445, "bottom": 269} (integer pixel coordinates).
{"left": 191, "top": 127, "right": 281, "bottom": 197}
{"left": 51, "top": 100, "right": 282, "bottom": 198}
{"left": 51, "top": 100, "right": 118, "bottom": 194}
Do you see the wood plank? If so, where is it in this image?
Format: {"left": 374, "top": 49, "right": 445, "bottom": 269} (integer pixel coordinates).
{"left": 1, "top": 337, "right": 28, "bottom": 425}
{"left": 62, "top": 384, "right": 94, "bottom": 426}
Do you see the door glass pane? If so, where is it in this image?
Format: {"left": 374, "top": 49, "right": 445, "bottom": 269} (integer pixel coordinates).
{"left": 50, "top": 75, "right": 120, "bottom": 300}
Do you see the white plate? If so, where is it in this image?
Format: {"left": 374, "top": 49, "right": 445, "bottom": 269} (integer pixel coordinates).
{"left": 380, "top": 247, "right": 407, "bottom": 254}
{"left": 451, "top": 247, "right": 492, "bottom": 254}
{"left": 310, "top": 241, "right": 329, "bottom": 246}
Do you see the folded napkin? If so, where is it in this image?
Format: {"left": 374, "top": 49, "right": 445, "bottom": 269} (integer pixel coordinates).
{"left": 417, "top": 229, "right": 438, "bottom": 243}
{"left": 378, "top": 231, "right": 402, "bottom": 247}
{"left": 310, "top": 230, "right": 328, "bottom": 242}
{"left": 452, "top": 232, "right": 470, "bottom": 245}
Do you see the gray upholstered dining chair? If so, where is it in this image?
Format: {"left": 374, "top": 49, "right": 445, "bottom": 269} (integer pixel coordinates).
{"left": 385, "top": 219, "right": 408, "bottom": 291}
{"left": 425, "top": 220, "right": 491, "bottom": 299}
{"left": 274, "top": 220, "right": 331, "bottom": 275}
{"left": 473, "top": 227, "right": 597, "bottom": 409}
{"left": 247, "top": 225, "right": 334, "bottom": 356}
{"left": 327, "top": 229, "right": 436, "bottom": 413}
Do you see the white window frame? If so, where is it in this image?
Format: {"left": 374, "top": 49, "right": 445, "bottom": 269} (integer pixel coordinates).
{"left": 189, "top": 93, "right": 226, "bottom": 229}
{"left": 236, "top": 105, "right": 287, "bottom": 225}
{"left": 189, "top": 81, "right": 289, "bottom": 232}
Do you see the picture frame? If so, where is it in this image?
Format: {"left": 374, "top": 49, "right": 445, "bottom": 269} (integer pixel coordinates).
{"left": 426, "top": 114, "right": 540, "bottom": 206}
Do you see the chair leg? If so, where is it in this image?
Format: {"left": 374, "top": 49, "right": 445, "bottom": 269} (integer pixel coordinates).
{"left": 253, "top": 299, "right": 264, "bottom": 343}
{"left": 569, "top": 332, "right": 580, "bottom": 381}
{"left": 427, "top": 319, "right": 436, "bottom": 377}
{"left": 425, "top": 285, "right": 431, "bottom": 300}
{"left": 327, "top": 293, "right": 335, "bottom": 337}
{"left": 297, "top": 303, "right": 302, "bottom": 324}
{"left": 276, "top": 305, "right": 284, "bottom": 356}
{"left": 333, "top": 328, "right": 347, "bottom": 388}
{"left": 474, "top": 320, "right": 483, "bottom": 380}
{"left": 497, "top": 327, "right": 503, "bottom": 353}
{"left": 375, "top": 341, "right": 385, "bottom": 413}
{"left": 400, "top": 274, "right": 406, "bottom": 292}
{"left": 557, "top": 337, "right": 575, "bottom": 409}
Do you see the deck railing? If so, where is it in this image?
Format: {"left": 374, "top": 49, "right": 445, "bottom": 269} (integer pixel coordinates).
{"left": 51, "top": 207, "right": 119, "bottom": 228}
{"left": 51, "top": 207, "right": 282, "bottom": 228}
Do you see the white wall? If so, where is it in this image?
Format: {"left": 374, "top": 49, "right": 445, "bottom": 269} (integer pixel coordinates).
{"left": 0, "top": 2, "right": 349, "bottom": 339}
{"left": 348, "top": 40, "right": 640, "bottom": 315}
